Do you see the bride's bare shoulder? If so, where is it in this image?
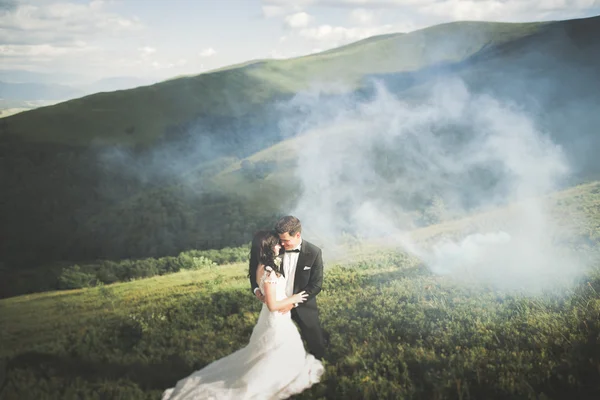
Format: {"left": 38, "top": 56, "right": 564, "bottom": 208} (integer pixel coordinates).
{"left": 256, "top": 264, "right": 277, "bottom": 280}
{"left": 256, "top": 264, "right": 267, "bottom": 281}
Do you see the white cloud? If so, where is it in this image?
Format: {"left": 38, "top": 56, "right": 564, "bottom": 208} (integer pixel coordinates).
{"left": 329, "top": 0, "right": 427, "bottom": 6}
{"left": 0, "top": 1, "right": 145, "bottom": 74}
{"left": 199, "top": 47, "right": 216, "bottom": 57}
{"left": 284, "top": 11, "right": 314, "bottom": 28}
{"left": 262, "top": 0, "right": 600, "bottom": 19}
{"left": 269, "top": 48, "right": 300, "bottom": 59}
{"left": 420, "top": 0, "right": 521, "bottom": 21}
{"left": 138, "top": 46, "right": 156, "bottom": 55}
{"left": 262, "top": 0, "right": 431, "bottom": 9}
{"left": 0, "top": 43, "right": 92, "bottom": 57}
{"left": 151, "top": 58, "right": 187, "bottom": 70}
{"left": 262, "top": 5, "right": 287, "bottom": 17}
{"left": 267, "top": 0, "right": 599, "bottom": 10}
{"left": 299, "top": 23, "right": 394, "bottom": 44}
{"left": 261, "top": 0, "right": 317, "bottom": 17}
{"left": 0, "top": 1, "right": 143, "bottom": 45}
{"left": 419, "top": 0, "right": 600, "bottom": 21}
{"left": 262, "top": 0, "right": 316, "bottom": 7}
{"left": 350, "top": 8, "right": 376, "bottom": 24}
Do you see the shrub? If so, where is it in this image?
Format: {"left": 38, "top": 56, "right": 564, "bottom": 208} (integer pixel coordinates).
{"left": 58, "top": 265, "right": 96, "bottom": 289}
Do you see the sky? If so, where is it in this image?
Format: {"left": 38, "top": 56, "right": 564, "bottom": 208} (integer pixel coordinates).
{"left": 1, "top": 0, "right": 599, "bottom": 83}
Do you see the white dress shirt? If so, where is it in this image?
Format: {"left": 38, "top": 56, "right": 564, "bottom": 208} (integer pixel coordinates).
{"left": 283, "top": 239, "right": 302, "bottom": 298}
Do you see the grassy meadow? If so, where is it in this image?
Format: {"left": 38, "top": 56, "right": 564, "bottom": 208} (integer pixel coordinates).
{"left": 2, "top": 182, "right": 600, "bottom": 400}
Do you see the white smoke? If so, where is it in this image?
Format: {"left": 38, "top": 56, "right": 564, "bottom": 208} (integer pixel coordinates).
{"left": 283, "top": 78, "right": 587, "bottom": 292}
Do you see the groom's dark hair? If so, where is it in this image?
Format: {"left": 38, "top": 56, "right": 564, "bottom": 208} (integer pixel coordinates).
{"left": 274, "top": 216, "right": 302, "bottom": 236}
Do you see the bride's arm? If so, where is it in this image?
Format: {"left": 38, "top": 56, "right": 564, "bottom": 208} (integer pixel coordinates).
{"left": 259, "top": 266, "right": 308, "bottom": 312}
{"left": 264, "top": 281, "right": 306, "bottom": 312}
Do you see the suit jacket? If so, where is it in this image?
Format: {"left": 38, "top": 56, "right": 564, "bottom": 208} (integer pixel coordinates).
{"left": 249, "top": 239, "right": 324, "bottom": 313}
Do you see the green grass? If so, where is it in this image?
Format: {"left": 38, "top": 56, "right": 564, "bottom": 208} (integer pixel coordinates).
{"left": 1, "top": 252, "right": 599, "bottom": 399}
{"left": 2, "top": 181, "right": 600, "bottom": 399}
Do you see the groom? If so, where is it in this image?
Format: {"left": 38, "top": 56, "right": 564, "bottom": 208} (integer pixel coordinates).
{"left": 249, "top": 215, "right": 326, "bottom": 360}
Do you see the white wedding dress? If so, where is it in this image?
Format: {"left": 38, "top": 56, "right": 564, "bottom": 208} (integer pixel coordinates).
{"left": 162, "top": 266, "right": 324, "bottom": 399}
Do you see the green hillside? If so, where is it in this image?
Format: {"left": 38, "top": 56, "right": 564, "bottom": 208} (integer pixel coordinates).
{"left": 0, "top": 19, "right": 551, "bottom": 146}
{"left": 0, "top": 69, "right": 285, "bottom": 145}
{"left": 1, "top": 15, "right": 600, "bottom": 277}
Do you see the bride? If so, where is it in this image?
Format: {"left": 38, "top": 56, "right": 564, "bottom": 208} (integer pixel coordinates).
{"left": 162, "top": 230, "right": 325, "bottom": 399}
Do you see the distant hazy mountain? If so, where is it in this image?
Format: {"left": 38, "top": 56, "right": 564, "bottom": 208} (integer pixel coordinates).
{"left": 0, "top": 81, "right": 85, "bottom": 100}
{"left": 0, "top": 70, "right": 88, "bottom": 85}
{"left": 0, "top": 72, "right": 158, "bottom": 104}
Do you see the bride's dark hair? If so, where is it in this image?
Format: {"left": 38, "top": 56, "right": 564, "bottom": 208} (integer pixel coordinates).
{"left": 251, "top": 230, "right": 282, "bottom": 275}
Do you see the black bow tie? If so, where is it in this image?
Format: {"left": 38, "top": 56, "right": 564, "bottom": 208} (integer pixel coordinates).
{"left": 285, "top": 249, "right": 300, "bottom": 253}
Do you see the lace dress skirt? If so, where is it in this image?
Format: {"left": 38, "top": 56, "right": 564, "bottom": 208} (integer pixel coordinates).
{"left": 162, "top": 271, "right": 324, "bottom": 399}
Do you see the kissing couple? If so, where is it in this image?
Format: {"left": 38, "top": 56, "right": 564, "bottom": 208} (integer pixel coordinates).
{"left": 162, "top": 215, "right": 326, "bottom": 399}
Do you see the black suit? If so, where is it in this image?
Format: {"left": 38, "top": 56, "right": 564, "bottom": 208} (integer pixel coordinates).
{"left": 249, "top": 239, "right": 326, "bottom": 360}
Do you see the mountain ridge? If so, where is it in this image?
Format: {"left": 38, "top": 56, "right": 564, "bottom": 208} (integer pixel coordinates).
{"left": 4, "top": 16, "right": 592, "bottom": 146}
